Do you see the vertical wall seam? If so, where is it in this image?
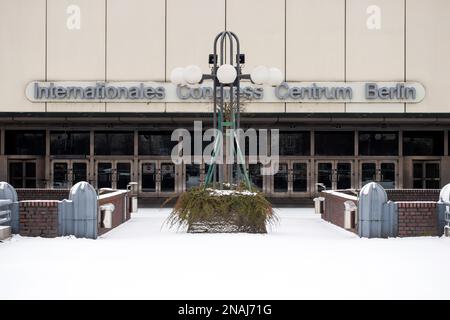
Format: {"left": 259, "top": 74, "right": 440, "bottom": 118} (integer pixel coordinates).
{"left": 105, "top": 0, "right": 108, "bottom": 112}
{"left": 164, "top": 0, "right": 167, "bottom": 82}
{"left": 404, "top": 0, "right": 407, "bottom": 113}
{"left": 344, "top": 0, "right": 347, "bottom": 112}
{"left": 225, "top": 0, "right": 227, "bottom": 30}
{"left": 164, "top": 0, "right": 167, "bottom": 112}
{"left": 284, "top": 0, "right": 286, "bottom": 113}
{"left": 45, "top": 0, "right": 48, "bottom": 112}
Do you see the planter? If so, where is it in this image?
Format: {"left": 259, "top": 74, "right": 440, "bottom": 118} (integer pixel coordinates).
{"left": 166, "top": 187, "right": 276, "bottom": 234}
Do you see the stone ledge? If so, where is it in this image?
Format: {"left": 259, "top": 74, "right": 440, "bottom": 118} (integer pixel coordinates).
{"left": 19, "top": 200, "right": 60, "bottom": 207}
{"left": 0, "top": 225, "right": 11, "bottom": 240}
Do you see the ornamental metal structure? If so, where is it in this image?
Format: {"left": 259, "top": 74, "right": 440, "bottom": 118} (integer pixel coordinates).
{"left": 170, "top": 31, "right": 283, "bottom": 189}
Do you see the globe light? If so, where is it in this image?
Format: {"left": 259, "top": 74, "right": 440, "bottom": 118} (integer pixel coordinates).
{"left": 170, "top": 67, "right": 185, "bottom": 85}
{"left": 267, "top": 67, "right": 283, "bottom": 86}
{"left": 183, "top": 65, "right": 203, "bottom": 84}
{"left": 250, "top": 65, "right": 269, "bottom": 85}
{"left": 217, "top": 64, "right": 237, "bottom": 84}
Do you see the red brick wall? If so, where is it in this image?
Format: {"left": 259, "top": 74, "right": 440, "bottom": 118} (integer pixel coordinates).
{"left": 17, "top": 189, "right": 69, "bottom": 201}
{"left": 322, "top": 191, "right": 358, "bottom": 233}
{"left": 19, "top": 201, "right": 59, "bottom": 238}
{"left": 397, "top": 202, "right": 438, "bottom": 237}
{"left": 98, "top": 191, "right": 131, "bottom": 235}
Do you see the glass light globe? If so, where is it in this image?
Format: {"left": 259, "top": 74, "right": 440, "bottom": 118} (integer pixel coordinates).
{"left": 170, "top": 67, "right": 185, "bottom": 85}
{"left": 184, "top": 65, "right": 203, "bottom": 84}
{"left": 268, "top": 67, "right": 283, "bottom": 86}
{"left": 217, "top": 64, "right": 237, "bottom": 84}
{"left": 250, "top": 66, "right": 269, "bottom": 85}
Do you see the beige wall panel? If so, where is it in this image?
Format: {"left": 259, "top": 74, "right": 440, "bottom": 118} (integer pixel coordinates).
{"left": 47, "top": 0, "right": 105, "bottom": 112}
{"left": 406, "top": 0, "right": 450, "bottom": 113}
{"left": 227, "top": 0, "right": 284, "bottom": 73}
{"left": 243, "top": 103, "right": 284, "bottom": 113}
{"left": 345, "top": 103, "right": 404, "bottom": 113}
{"left": 346, "top": 0, "right": 404, "bottom": 81}
{"left": 0, "top": 0, "right": 46, "bottom": 112}
{"left": 286, "top": 0, "right": 345, "bottom": 81}
{"left": 107, "top": 0, "right": 165, "bottom": 81}
{"left": 286, "top": 103, "right": 345, "bottom": 113}
{"left": 166, "top": 0, "right": 225, "bottom": 76}
{"left": 47, "top": 0, "right": 105, "bottom": 80}
{"left": 106, "top": 103, "right": 165, "bottom": 113}
{"left": 47, "top": 103, "right": 105, "bottom": 112}
{"left": 165, "top": 103, "right": 212, "bottom": 113}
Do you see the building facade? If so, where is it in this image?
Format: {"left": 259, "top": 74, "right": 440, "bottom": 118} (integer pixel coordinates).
{"left": 1, "top": 0, "right": 450, "bottom": 199}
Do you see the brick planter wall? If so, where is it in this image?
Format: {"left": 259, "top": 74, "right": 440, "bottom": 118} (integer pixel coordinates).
{"left": 98, "top": 190, "right": 131, "bottom": 235}
{"left": 322, "top": 191, "right": 358, "bottom": 233}
{"left": 17, "top": 189, "right": 69, "bottom": 201}
{"left": 397, "top": 202, "right": 438, "bottom": 237}
{"left": 19, "top": 201, "right": 59, "bottom": 238}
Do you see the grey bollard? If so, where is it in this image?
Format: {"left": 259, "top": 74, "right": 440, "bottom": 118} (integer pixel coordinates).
{"left": 437, "top": 183, "right": 450, "bottom": 236}
{"left": 69, "top": 181, "right": 98, "bottom": 239}
{"left": 0, "top": 182, "right": 19, "bottom": 233}
{"left": 358, "top": 182, "right": 394, "bottom": 238}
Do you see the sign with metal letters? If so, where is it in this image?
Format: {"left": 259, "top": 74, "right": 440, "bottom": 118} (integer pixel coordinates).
{"left": 26, "top": 81, "right": 425, "bottom": 103}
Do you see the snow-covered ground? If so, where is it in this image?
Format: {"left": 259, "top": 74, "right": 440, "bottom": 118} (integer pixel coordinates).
{"left": 0, "top": 207, "right": 450, "bottom": 299}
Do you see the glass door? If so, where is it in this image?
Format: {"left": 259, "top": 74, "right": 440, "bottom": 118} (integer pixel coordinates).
{"left": 184, "top": 163, "right": 201, "bottom": 191}
{"left": 72, "top": 162, "right": 88, "bottom": 185}
{"left": 273, "top": 163, "right": 289, "bottom": 193}
{"left": 380, "top": 162, "right": 396, "bottom": 189}
{"left": 53, "top": 162, "right": 69, "bottom": 188}
{"left": 139, "top": 161, "right": 177, "bottom": 195}
{"left": 141, "top": 161, "right": 157, "bottom": 192}
{"left": 292, "top": 162, "right": 308, "bottom": 193}
{"left": 317, "top": 162, "right": 333, "bottom": 191}
{"left": 116, "top": 162, "right": 131, "bottom": 189}
{"left": 360, "top": 161, "right": 397, "bottom": 189}
{"left": 413, "top": 161, "right": 440, "bottom": 189}
{"left": 160, "top": 162, "right": 176, "bottom": 193}
{"left": 248, "top": 163, "right": 263, "bottom": 191}
{"left": 361, "top": 162, "right": 376, "bottom": 187}
{"left": 316, "top": 160, "right": 353, "bottom": 191}
{"left": 51, "top": 160, "right": 88, "bottom": 188}
{"left": 97, "top": 162, "right": 113, "bottom": 189}
{"left": 336, "top": 162, "right": 352, "bottom": 189}
{"left": 9, "top": 161, "right": 37, "bottom": 188}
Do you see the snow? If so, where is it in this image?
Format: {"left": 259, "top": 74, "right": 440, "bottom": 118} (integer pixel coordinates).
{"left": 1, "top": 207, "right": 450, "bottom": 299}
{"left": 206, "top": 188, "right": 257, "bottom": 196}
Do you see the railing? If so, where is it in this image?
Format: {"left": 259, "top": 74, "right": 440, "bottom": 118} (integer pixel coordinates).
{"left": 437, "top": 199, "right": 450, "bottom": 237}
{"left": 0, "top": 199, "right": 12, "bottom": 225}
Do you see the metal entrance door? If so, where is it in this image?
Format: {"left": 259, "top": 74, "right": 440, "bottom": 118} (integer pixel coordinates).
{"left": 51, "top": 160, "right": 89, "bottom": 188}
{"left": 360, "top": 160, "right": 397, "bottom": 189}
{"left": 95, "top": 160, "right": 133, "bottom": 189}
{"left": 139, "top": 160, "right": 178, "bottom": 196}
{"left": 272, "top": 160, "right": 310, "bottom": 196}
{"left": 316, "top": 160, "right": 353, "bottom": 191}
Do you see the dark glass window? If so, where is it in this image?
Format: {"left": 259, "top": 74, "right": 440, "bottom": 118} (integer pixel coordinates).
{"left": 315, "top": 131, "right": 354, "bottom": 156}
{"left": 279, "top": 131, "right": 310, "bottom": 156}
{"left": 94, "top": 132, "right": 134, "bottom": 155}
{"left": 5, "top": 130, "right": 45, "bottom": 155}
{"left": 403, "top": 131, "right": 444, "bottom": 156}
{"left": 50, "top": 131, "right": 90, "bottom": 155}
{"left": 359, "top": 132, "right": 398, "bottom": 156}
{"left": 138, "top": 131, "right": 177, "bottom": 156}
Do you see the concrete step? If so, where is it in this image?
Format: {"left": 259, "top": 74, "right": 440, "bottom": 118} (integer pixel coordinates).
{"left": 0, "top": 225, "right": 11, "bottom": 240}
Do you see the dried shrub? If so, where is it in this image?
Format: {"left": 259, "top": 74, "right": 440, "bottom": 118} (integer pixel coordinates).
{"left": 165, "top": 187, "right": 277, "bottom": 233}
